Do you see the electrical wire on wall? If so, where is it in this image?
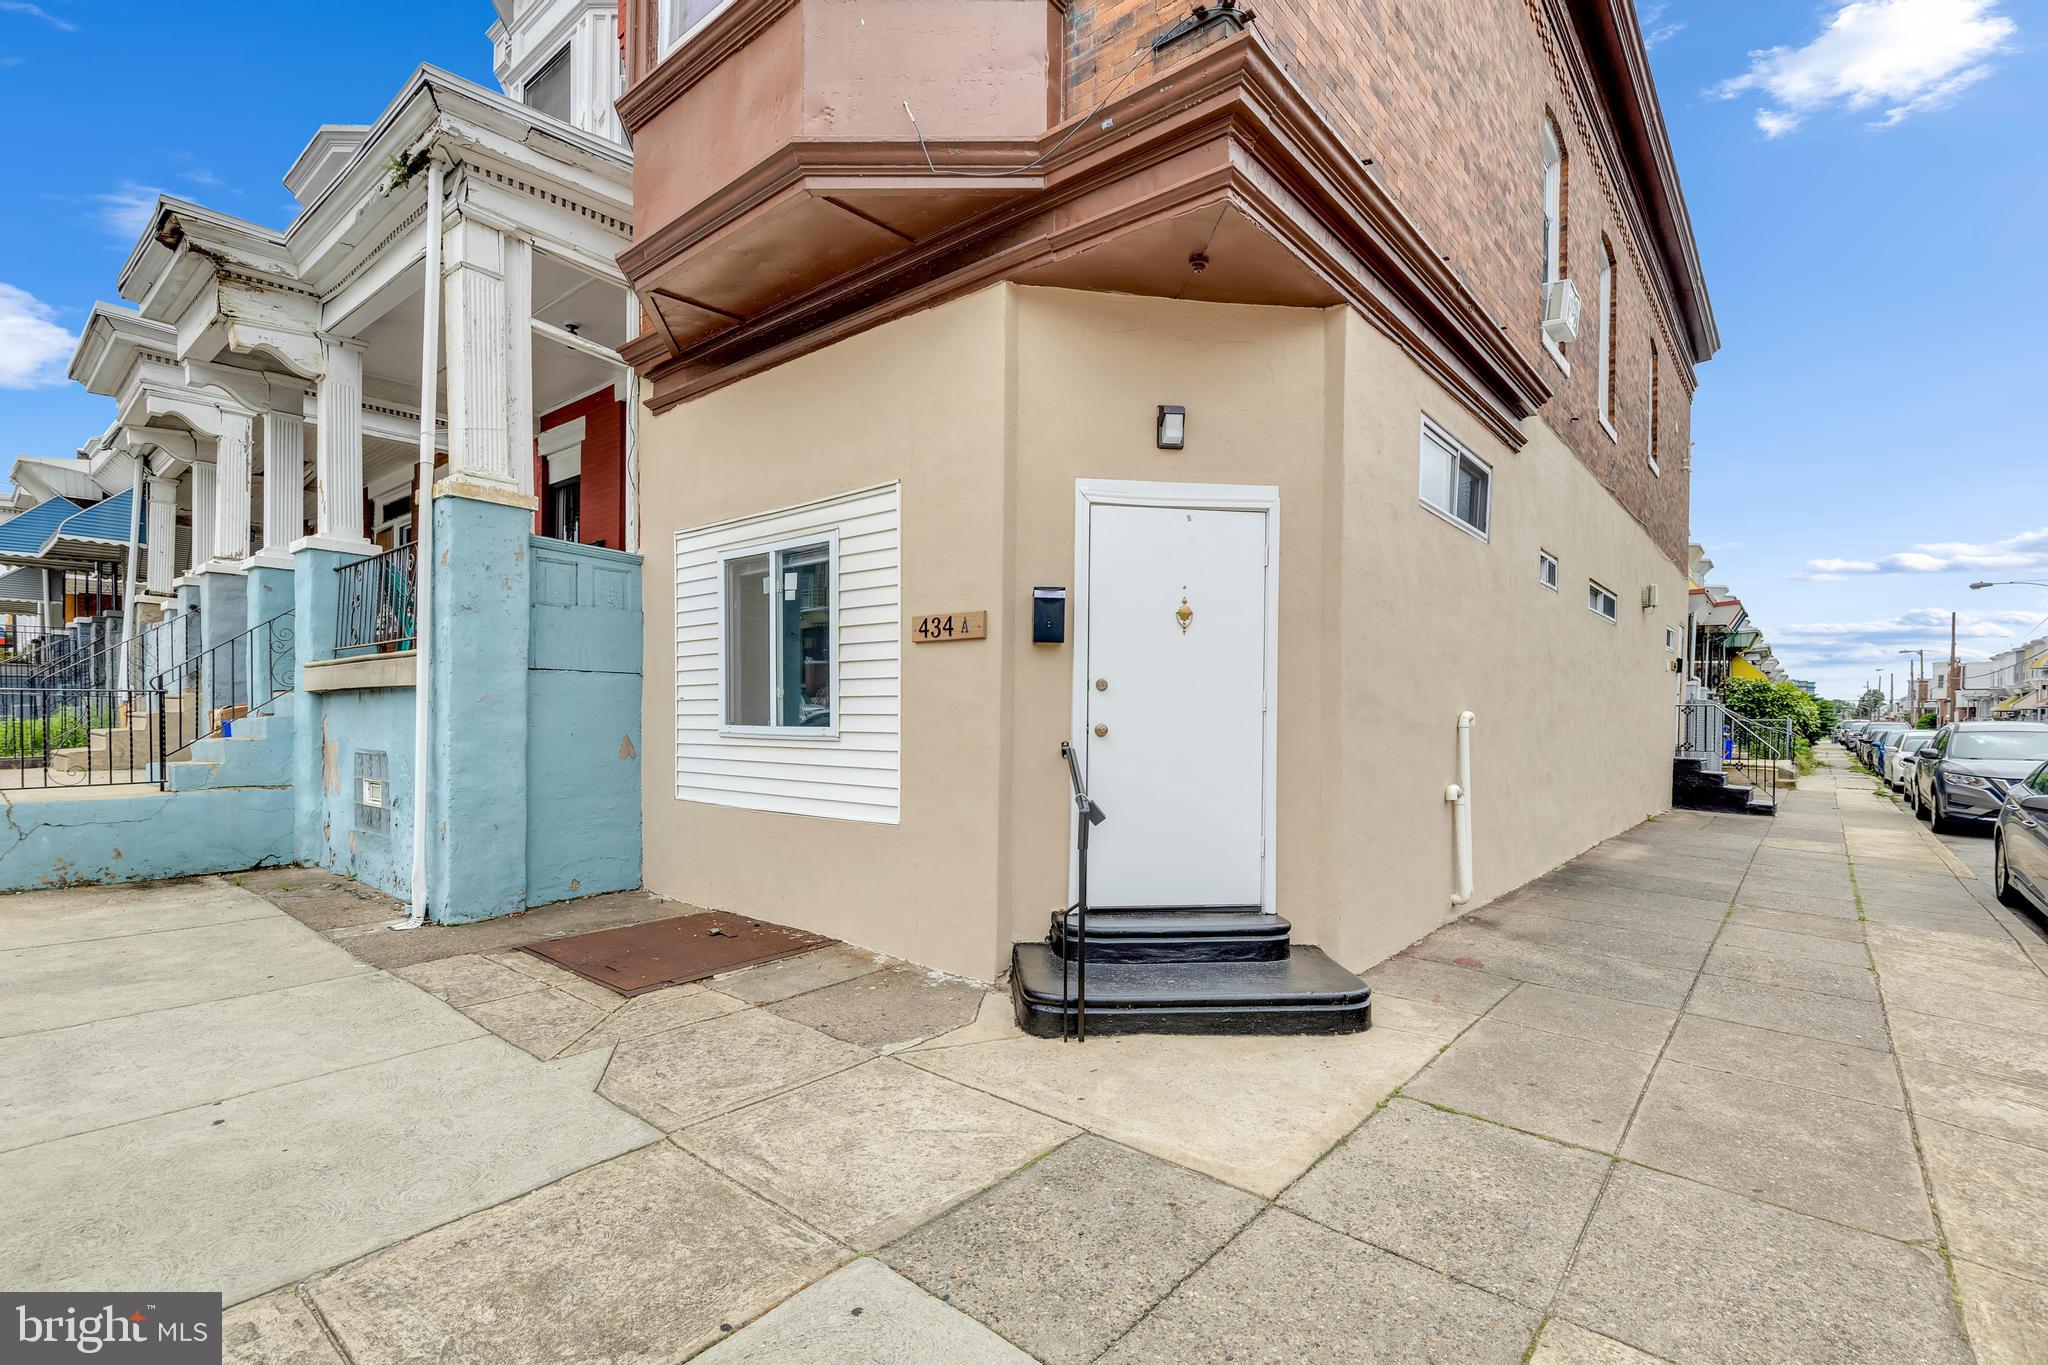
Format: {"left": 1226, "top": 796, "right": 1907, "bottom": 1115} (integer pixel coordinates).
{"left": 900, "top": 40, "right": 1159, "bottom": 180}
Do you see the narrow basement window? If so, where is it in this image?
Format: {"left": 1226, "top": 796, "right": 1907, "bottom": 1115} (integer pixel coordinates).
{"left": 1588, "top": 581, "right": 1619, "bottom": 621}
{"left": 1538, "top": 550, "right": 1559, "bottom": 590}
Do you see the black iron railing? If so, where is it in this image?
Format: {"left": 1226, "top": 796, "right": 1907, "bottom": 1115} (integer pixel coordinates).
{"left": 152, "top": 610, "right": 295, "bottom": 764}
{"left": 1060, "top": 739, "right": 1108, "bottom": 1042}
{"left": 1677, "top": 699, "right": 1782, "bottom": 809}
{"left": 335, "top": 544, "right": 416, "bottom": 657}
{"left": 0, "top": 686, "right": 168, "bottom": 790}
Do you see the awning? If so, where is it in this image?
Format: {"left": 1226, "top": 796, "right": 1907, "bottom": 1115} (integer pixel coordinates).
{"left": 0, "top": 497, "right": 86, "bottom": 568}
{"left": 1728, "top": 655, "right": 1770, "bottom": 682}
{"left": 0, "top": 566, "right": 45, "bottom": 614}
{"left": 35, "top": 489, "right": 144, "bottom": 568}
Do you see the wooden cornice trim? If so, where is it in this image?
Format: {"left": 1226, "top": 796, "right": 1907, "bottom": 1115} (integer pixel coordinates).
{"left": 617, "top": 0, "right": 801, "bottom": 134}
{"left": 626, "top": 33, "right": 1552, "bottom": 444}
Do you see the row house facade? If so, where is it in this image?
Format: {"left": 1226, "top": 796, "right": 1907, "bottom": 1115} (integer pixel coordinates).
{"left": 614, "top": 0, "right": 1717, "bottom": 1012}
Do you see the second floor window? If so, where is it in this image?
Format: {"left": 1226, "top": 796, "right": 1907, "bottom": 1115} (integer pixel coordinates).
{"left": 1648, "top": 343, "right": 1662, "bottom": 475}
{"left": 525, "top": 45, "right": 571, "bottom": 123}
{"left": 1597, "top": 240, "right": 1616, "bottom": 433}
{"left": 662, "top": 0, "right": 732, "bottom": 52}
{"left": 1541, "top": 120, "right": 1565, "bottom": 291}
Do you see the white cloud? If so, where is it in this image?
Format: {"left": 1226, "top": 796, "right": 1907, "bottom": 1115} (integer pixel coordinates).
{"left": 1714, "top": 0, "right": 2016, "bottom": 135}
{"left": 0, "top": 283, "right": 75, "bottom": 389}
{"left": 1638, "top": 2, "right": 1686, "bottom": 48}
{"left": 1767, "top": 607, "right": 2046, "bottom": 670}
{"left": 1800, "top": 528, "right": 2048, "bottom": 579}
{"left": 0, "top": 2, "right": 75, "bottom": 31}
{"left": 86, "top": 180, "right": 164, "bottom": 238}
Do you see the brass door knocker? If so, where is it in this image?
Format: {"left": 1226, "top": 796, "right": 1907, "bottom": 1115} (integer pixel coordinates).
{"left": 1176, "top": 596, "right": 1193, "bottom": 634}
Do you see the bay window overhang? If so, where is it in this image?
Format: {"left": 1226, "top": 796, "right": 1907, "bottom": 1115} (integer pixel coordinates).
{"left": 618, "top": 15, "right": 1552, "bottom": 450}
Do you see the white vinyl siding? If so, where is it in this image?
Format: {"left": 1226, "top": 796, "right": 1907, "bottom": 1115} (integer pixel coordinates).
{"left": 675, "top": 483, "right": 901, "bottom": 823}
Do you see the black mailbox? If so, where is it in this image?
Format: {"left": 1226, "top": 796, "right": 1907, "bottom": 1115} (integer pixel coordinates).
{"left": 1032, "top": 586, "right": 1067, "bottom": 644}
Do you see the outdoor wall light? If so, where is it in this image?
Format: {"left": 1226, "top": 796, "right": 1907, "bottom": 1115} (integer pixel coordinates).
{"left": 1156, "top": 405, "right": 1186, "bottom": 450}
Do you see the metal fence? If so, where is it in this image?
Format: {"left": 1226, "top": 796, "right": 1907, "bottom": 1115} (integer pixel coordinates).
{"left": 0, "top": 686, "right": 167, "bottom": 790}
{"left": 335, "top": 544, "right": 416, "bottom": 657}
{"left": 1676, "top": 699, "right": 1787, "bottom": 808}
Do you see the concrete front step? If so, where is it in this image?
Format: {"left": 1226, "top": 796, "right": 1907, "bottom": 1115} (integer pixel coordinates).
{"left": 168, "top": 709, "right": 296, "bottom": 790}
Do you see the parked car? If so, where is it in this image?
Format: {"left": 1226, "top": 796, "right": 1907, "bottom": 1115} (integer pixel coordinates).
{"left": 1854, "top": 722, "right": 1888, "bottom": 768}
{"left": 1993, "top": 761, "right": 2048, "bottom": 913}
{"left": 1885, "top": 730, "right": 1935, "bottom": 790}
{"left": 1911, "top": 722, "right": 2048, "bottom": 833}
{"left": 1867, "top": 724, "right": 1910, "bottom": 777}
{"left": 1840, "top": 720, "right": 1871, "bottom": 750}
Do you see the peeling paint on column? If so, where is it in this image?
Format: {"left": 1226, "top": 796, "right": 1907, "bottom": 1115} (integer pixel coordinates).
{"left": 619, "top": 734, "right": 635, "bottom": 760}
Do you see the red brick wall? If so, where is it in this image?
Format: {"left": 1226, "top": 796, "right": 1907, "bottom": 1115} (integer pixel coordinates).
{"left": 1064, "top": 0, "right": 1695, "bottom": 566}
{"left": 538, "top": 386, "right": 628, "bottom": 550}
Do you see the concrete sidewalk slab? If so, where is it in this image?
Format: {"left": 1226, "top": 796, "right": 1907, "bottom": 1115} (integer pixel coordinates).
{"left": 1558, "top": 1165, "right": 1968, "bottom": 1365}
{"left": 312, "top": 1144, "right": 845, "bottom": 1365}
{"left": 221, "top": 1291, "right": 345, "bottom": 1365}
{"left": 1621, "top": 1060, "right": 1932, "bottom": 1239}
{"left": 600, "top": 1006, "right": 871, "bottom": 1130}
{"left": 1663, "top": 1012, "right": 1902, "bottom": 1108}
{"left": 1280, "top": 1099, "right": 1608, "bottom": 1309}
{"left": 1099, "top": 1209, "right": 1539, "bottom": 1364}
{"left": 906, "top": 1025, "right": 1442, "bottom": 1197}
{"left": 678, "top": 1058, "right": 1076, "bottom": 1249}
{"left": 694, "top": 1259, "right": 1034, "bottom": 1365}
{"left": 883, "top": 1136, "right": 1261, "bottom": 1365}
{"left": 0, "top": 972, "right": 484, "bottom": 1152}
{"left": 0, "top": 877, "right": 279, "bottom": 950}
{"left": 0, "top": 914, "right": 372, "bottom": 1038}
{"left": 0, "top": 1034, "right": 658, "bottom": 1304}
{"left": 1406, "top": 1019, "right": 1655, "bottom": 1152}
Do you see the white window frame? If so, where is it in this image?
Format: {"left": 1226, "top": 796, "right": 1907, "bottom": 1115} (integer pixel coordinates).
{"left": 1588, "top": 580, "right": 1619, "bottom": 622}
{"left": 1540, "top": 119, "right": 1569, "bottom": 373}
{"left": 1596, "top": 247, "right": 1616, "bottom": 441}
{"left": 1538, "top": 550, "right": 1559, "bottom": 590}
{"left": 715, "top": 530, "right": 840, "bottom": 740}
{"left": 660, "top": 0, "right": 737, "bottom": 56}
{"left": 1666, "top": 625, "right": 1678, "bottom": 651}
{"left": 1417, "top": 416, "right": 1492, "bottom": 541}
{"left": 1646, "top": 343, "right": 1661, "bottom": 476}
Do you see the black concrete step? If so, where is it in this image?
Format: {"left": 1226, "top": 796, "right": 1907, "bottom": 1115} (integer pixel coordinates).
{"left": 1047, "top": 908, "right": 1290, "bottom": 963}
{"left": 1009, "top": 943, "right": 1372, "bottom": 1037}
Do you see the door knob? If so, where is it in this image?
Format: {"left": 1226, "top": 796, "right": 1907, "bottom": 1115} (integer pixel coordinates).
{"left": 1094, "top": 723, "right": 1108, "bottom": 738}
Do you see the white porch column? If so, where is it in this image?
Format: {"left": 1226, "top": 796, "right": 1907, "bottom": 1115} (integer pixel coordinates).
{"left": 312, "top": 336, "right": 369, "bottom": 543}
{"left": 260, "top": 403, "right": 306, "bottom": 560}
{"left": 145, "top": 474, "right": 178, "bottom": 595}
{"left": 188, "top": 463, "right": 217, "bottom": 572}
{"left": 442, "top": 217, "right": 532, "bottom": 491}
{"left": 212, "top": 407, "right": 255, "bottom": 565}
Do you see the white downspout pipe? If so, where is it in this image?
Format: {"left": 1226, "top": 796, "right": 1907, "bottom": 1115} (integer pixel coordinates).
{"left": 118, "top": 458, "right": 144, "bottom": 692}
{"left": 1447, "top": 710, "right": 1476, "bottom": 905}
{"left": 402, "top": 158, "right": 445, "bottom": 930}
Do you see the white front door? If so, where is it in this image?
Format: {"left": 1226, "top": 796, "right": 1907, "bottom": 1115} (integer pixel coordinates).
{"left": 1082, "top": 499, "right": 1270, "bottom": 908}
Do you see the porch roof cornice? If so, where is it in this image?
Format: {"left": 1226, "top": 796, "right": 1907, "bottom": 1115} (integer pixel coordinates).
{"left": 67, "top": 304, "right": 177, "bottom": 398}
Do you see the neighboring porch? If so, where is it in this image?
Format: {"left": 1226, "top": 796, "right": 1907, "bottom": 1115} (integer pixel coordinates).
{"left": 0, "top": 69, "right": 647, "bottom": 922}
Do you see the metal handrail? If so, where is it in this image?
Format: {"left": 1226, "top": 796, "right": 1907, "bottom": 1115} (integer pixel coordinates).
{"left": 150, "top": 609, "right": 296, "bottom": 763}
{"left": 1059, "top": 740, "right": 1108, "bottom": 1042}
{"left": 335, "top": 543, "right": 416, "bottom": 656}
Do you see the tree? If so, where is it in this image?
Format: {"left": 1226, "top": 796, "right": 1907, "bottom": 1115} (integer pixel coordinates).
{"left": 1814, "top": 696, "right": 1842, "bottom": 733}
{"left": 1723, "top": 677, "right": 1825, "bottom": 744}
{"left": 1855, "top": 687, "right": 1884, "bottom": 719}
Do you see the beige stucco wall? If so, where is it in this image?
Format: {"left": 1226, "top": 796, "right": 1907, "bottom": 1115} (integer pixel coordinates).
{"left": 638, "top": 284, "right": 1685, "bottom": 981}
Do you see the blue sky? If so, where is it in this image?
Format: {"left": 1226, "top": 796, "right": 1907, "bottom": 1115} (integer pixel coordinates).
{"left": 1, "top": 0, "right": 2041, "bottom": 702}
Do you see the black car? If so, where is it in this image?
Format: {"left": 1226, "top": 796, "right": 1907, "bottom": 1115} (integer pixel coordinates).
{"left": 1910, "top": 722, "right": 2048, "bottom": 833}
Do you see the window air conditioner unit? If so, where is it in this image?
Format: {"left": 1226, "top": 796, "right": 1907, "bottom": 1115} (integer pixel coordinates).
{"left": 1641, "top": 584, "right": 1661, "bottom": 610}
{"left": 1541, "top": 279, "right": 1582, "bottom": 345}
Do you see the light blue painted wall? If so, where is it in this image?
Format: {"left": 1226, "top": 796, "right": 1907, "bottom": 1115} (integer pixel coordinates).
{"left": 310, "top": 687, "right": 415, "bottom": 901}
{"left": 427, "top": 495, "right": 531, "bottom": 923}
{"left": 0, "top": 785, "right": 292, "bottom": 892}
{"left": 525, "top": 538, "right": 642, "bottom": 904}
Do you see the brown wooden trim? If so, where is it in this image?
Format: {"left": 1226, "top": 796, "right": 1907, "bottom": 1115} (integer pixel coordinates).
{"left": 624, "top": 34, "right": 1554, "bottom": 447}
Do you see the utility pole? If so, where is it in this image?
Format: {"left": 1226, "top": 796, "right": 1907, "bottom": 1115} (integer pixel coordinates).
{"left": 1947, "top": 611, "right": 1958, "bottom": 724}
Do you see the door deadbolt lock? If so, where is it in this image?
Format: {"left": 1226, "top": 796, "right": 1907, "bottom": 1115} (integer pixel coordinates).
{"left": 1093, "top": 723, "right": 1109, "bottom": 738}
{"left": 1095, "top": 678, "right": 1108, "bottom": 691}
